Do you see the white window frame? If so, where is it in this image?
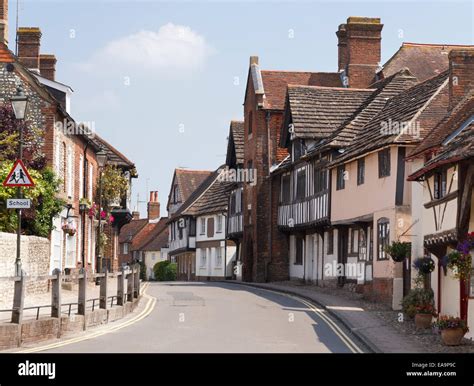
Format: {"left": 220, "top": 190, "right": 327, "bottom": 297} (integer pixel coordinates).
{"left": 216, "top": 215, "right": 223, "bottom": 233}
{"left": 79, "top": 154, "right": 84, "bottom": 199}
{"left": 200, "top": 218, "right": 206, "bottom": 235}
{"left": 88, "top": 164, "right": 93, "bottom": 201}
{"left": 123, "top": 243, "right": 129, "bottom": 254}
{"left": 216, "top": 247, "right": 222, "bottom": 267}
{"left": 200, "top": 249, "right": 207, "bottom": 268}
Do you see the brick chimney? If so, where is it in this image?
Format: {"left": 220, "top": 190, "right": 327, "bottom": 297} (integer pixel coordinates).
{"left": 40, "top": 54, "right": 57, "bottom": 81}
{"left": 147, "top": 191, "right": 160, "bottom": 220}
{"left": 449, "top": 48, "right": 474, "bottom": 110}
{"left": 132, "top": 211, "right": 140, "bottom": 220}
{"left": 340, "top": 17, "right": 383, "bottom": 88}
{"left": 0, "top": 0, "right": 8, "bottom": 45}
{"left": 336, "top": 24, "right": 348, "bottom": 72}
{"left": 17, "top": 27, "right": 42, "bottom": 72}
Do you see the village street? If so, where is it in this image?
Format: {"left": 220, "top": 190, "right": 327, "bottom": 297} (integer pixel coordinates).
{"left": 27, "top": 282, "right": 366, "bottom": 353}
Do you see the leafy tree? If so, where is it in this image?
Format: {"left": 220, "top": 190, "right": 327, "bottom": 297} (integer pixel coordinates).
{"left": 153, "top": 261, "right": 177, "bottom": 281}
{"left": 0, "top": 162, "right": 64, "bottom": 237}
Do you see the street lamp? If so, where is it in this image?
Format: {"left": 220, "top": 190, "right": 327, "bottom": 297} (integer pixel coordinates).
{"left": 11, "top": 86, "right": 28, "bottom": 277}
{"left": 96, "top": 148, "right": 108, "bottom": 276}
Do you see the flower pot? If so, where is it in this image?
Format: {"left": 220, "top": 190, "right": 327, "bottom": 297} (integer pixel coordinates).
{"left": 415, "top": 313, "right": 432, "bottom": 329}
{"left": 441, "top": 328, "right": 465, "bottom": 346}
{"left": 391, "top": 254, "right": 406, "bottom": 263}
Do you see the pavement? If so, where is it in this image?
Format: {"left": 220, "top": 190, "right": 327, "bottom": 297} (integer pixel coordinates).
{"left": 225, "top": 281, "right": 423, "bottom": 353}
{"left": 18, "top": 281, "right": 369, "bottom": 353}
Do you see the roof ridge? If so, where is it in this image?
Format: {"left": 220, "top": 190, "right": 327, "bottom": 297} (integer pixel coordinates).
{"left": 402, "top": 42, "right": 474, "bottom": 48}
{"left": 287, "top": 84, "right": 371, "bottom": 92}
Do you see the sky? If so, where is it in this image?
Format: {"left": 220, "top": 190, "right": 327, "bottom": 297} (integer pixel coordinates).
{"left": 10, "top": 0, "right": 474, "bottom": 216}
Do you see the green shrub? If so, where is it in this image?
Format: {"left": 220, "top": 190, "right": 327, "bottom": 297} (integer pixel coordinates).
{"left": 401, "top": 288, "right": 435, "bottom": 318}
{"left": 153, "top": 261, "right": 177, "bottom": 281}
{"left": 140, "top": 262, "right": 147, "bottom": 281}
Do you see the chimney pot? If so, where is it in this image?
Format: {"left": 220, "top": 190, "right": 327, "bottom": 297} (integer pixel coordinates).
{"left": 147, "top": 191, "right": 160, "bottom": 220}
{"left": 250, "top": 56, "right": 259, "bottom": 66}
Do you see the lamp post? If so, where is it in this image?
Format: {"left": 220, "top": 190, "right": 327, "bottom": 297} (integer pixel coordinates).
{"left": 96, "top": 149, "right": 108, "bottom": 275}
{"left": 11, "top": 86, "right": 28, "bottom": 276}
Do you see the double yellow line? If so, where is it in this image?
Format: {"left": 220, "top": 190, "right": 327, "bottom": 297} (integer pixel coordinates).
{"left": 17, "top": 283, "right": 156, "bottom": 353}
{"left": 255, "top": 287, "right": 364, "bottom": 353}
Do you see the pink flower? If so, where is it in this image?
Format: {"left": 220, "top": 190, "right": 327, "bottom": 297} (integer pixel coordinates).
{"left": 109, "top": 215, "right": 114, "bottom": 224}
{"left": 100, "top": 210, "right": 107, "bottom": 219}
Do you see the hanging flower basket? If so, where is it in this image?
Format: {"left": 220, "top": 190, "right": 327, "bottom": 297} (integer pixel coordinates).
{"left": 446, "top": 234, "right": 474, "bottom": 280}
{"left": 413, "top": 257, "right": 435, "bottom": 274}
{"left": 88, "top": 203, "right": 98, "bottom": 219}
{"left": 385, "top": 241, "right": 411, "bottom": 263}
{"left": 79, "top": 198, "right": 91, "bottom": 213}
{"left": 62, "top": 222, "right": 77, "bottom": 236}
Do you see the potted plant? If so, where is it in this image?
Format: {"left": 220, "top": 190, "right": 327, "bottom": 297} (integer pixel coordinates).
{"left": 433, "top": 315, "right": 469, "bottom": 346}
{"left": 79, "top": 198, "right": 91, "bottom": 213}
{"left": 414, "top": 303, "right": 436, "bottom": 329}
{"left": 413, "top": 257, "right": 435, "bottom": 275}
{"left": 385, "top": 241, "right": 411, "bottom": 263}
{"left": 401, "top": 287, "right": 435, "bottom": 319}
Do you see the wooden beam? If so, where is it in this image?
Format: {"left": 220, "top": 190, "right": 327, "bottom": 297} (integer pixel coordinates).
{"left": 457, "top": 162, "right": 474, "bottom": 237}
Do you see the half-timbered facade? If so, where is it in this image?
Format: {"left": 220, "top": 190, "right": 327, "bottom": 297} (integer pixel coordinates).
{"left": 408, "top": 48, "right": 474, "bottom": 336}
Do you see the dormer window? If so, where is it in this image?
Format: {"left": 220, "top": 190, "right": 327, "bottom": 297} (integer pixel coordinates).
{"left": 293, "top": 139, "right": 305, "bottom": 161}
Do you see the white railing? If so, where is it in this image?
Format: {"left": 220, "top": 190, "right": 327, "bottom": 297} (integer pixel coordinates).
{"left": 278, "top": 193, "right": 329, "bottom": 227}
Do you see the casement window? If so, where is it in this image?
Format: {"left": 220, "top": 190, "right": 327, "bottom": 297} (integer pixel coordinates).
{"left": 230, "top": 193, "right": 236, "bottom": 215}
{"left": 216, "top": 215, "right": 223, "bottom": 233}
{"left": 88, "top": 164, "right": 93, "bottom": 201}
{"left": 200, "top": 218, "right": 206, "bottom": 235}
{"left": 207, "top": 217, "right": 215, "bottom": 238}
{"left": 123, "top": 243, "right": 129, "bottom": 254}
{"left": 377, "top": 218, "right": 390, "bottom": 260}
{"left": 357, "top": 158, "right": 365, "bottom": 185}
{"left": 67, "top": 146, "right": 73, "bottom": 198}
{"left": 172, "top": 185, "right": 180, "bottom": 204}
{"left": 314, "top": 168, "right": 327, "bottom": 194}
{"left": 433, "top": 170, "right": 447, "bottom": 200}
{"left": 293, "top": 140, "right": 305, "bottom": 161}
{"left": 79, "top": 155, "right": 84, "bottom": 199}
{"left": 62, "top": 142, "right": 67, "bottom": 193}
{"left": 336, "top": 165, "right": 346, "bottom": 190}
{"left": 350, "top": 228, "right": 359, "bottom": 254}
{"left": 296, "top": 168, "right": 306, "bottom": 200}
{"left": 189, "top": 218, "right": 196, "bottom": 236}
{"left": 358, "top": 228, "right": 368, "bottom": 261}
{"left": 327, "top": 230, "right": 334, "bottom": 255}
{"left": 295, "top": 236, "right": 304, "bottom": 265}
{"left": 281, "top": 173, "right": 291, "bottom": 204}
{"left": 200, "top": 249, "right": 207, "bottom": 268}
{"left": 378, "top": 148, "right": 391, "bottom": 178}
{"left": 248, "top": 111, "right": 253, "bottom": 136}
{"left": 216, "top": 248, "right": 222, "bottom": 267}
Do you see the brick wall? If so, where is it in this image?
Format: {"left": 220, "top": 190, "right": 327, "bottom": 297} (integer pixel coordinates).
{"left": 0, "top": 232, "right": 50, "bottom": 307}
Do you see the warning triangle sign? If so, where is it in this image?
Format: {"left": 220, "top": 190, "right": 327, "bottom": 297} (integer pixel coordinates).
{"left": 2, "top": 160, "right": 35, "bottom": 187}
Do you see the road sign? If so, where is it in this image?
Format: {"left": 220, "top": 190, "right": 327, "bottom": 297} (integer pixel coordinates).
{"left": 7, "top": 198, "right": 31, "bottom": 209}
{"left": 2, "top": 160, "right": 35, "bottom": 187}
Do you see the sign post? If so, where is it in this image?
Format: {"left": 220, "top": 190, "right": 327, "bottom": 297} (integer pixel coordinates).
{"left": 3, "top": 159, "right": 35, "bottom": 276}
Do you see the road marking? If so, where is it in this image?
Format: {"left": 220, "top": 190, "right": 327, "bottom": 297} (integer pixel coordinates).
{"left": 242, "top": 285, "right": 364, "bottom": 353}
{"left": 16, "top": 284, "right": 156, "bottom": 353}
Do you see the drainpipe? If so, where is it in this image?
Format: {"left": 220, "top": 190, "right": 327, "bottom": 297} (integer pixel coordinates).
{"left": 82, "top": 142, "right": 89, "bottom": 268}
{"left": 265, "top": 111, "right": 272, "bottom": 282}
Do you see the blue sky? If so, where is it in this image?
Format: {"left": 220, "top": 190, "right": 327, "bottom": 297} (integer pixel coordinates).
{"left": 12, "top": 0, "right": 474, "bottom": 216}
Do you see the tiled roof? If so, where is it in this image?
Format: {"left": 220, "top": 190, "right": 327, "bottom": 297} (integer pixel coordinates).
{"left": 182, "top": 170, "right": 234, "bottom": 216}
{"left": 261, "top": 70, "right": 342, "bottom": 110}
{"left": 285, "top": 85, "right": 374, "bottom": 141}
{"left": 225, "top": 120, "right": 244, "bottom": 167}
{"left": 174, "top": 169, "right": 213, "bottom": 204}
{"left": 329, "top": 71, "right": 449, "bottom": 167}
{"left": 169, "top": 169, "right": 219, "bottom": 220}
{"left": 118, "top": 218, "right": 148, "bottom": 243}
{"left": 326, "top": 69, "right": 419, "bottom": 148}
{"left": 408, "top": 91, "right": 474, "bottom": 158}
{"left": 0, "top": 42, "right": 14, "bottom": 63}
{"left": 380, "top": 42, "right": 474, "bottom": 83}
{"left": 133, "top": 217, "right": 169, "bottom": 252}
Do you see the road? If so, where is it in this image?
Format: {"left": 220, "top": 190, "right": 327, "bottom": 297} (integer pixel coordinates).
{"left": 36, "top": 282, "right": 367, "bottom": 353}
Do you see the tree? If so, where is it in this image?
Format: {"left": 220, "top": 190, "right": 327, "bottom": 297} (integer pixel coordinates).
{"left": 0, "top": 162, "right": 64, "bottom": 237}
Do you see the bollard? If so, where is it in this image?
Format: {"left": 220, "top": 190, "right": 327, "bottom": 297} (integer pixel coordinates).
{"left": 78, "top": 268, "right": 87, "bottom": 315}
{"left": 127, "top": 267, "right": 134, "bottom": 302}
{"left": 117, "top": 267, "right": 125, "bottom": 306}
{"left": 99, "top": 268, "right": 108, "bottom": 309}
{"left": 133, "top": 264, "right": 140, "bottom": 299}
{"left": 11, "top": 271, "right": 25, "bottom": 324}
{"left": 51, "top": 269, "right": 62, "bottom": 318}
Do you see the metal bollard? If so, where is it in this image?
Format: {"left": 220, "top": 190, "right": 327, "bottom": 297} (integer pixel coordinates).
{"left": 78, "top": 268, "right": 87, "bottom": 315}
{"left": 51, "top": 269, "right": 62, "bottom": 318}
{"left": 11, "top": 271, "right": 25, "bottom": 324}
{"left": 99, "top": 268, "right": 108, "bottom": 309}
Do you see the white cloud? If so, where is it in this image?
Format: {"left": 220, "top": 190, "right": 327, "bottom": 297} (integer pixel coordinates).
{"left": 79, "top": 23, "right": 213, "bottom": 75}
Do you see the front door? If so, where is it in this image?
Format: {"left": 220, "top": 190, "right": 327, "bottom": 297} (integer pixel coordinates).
{"left": 338, "top": 228, "right": 348, "bottom": 286}
{"left": 403, "top": 255, "right": 411, "bottom": 296}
